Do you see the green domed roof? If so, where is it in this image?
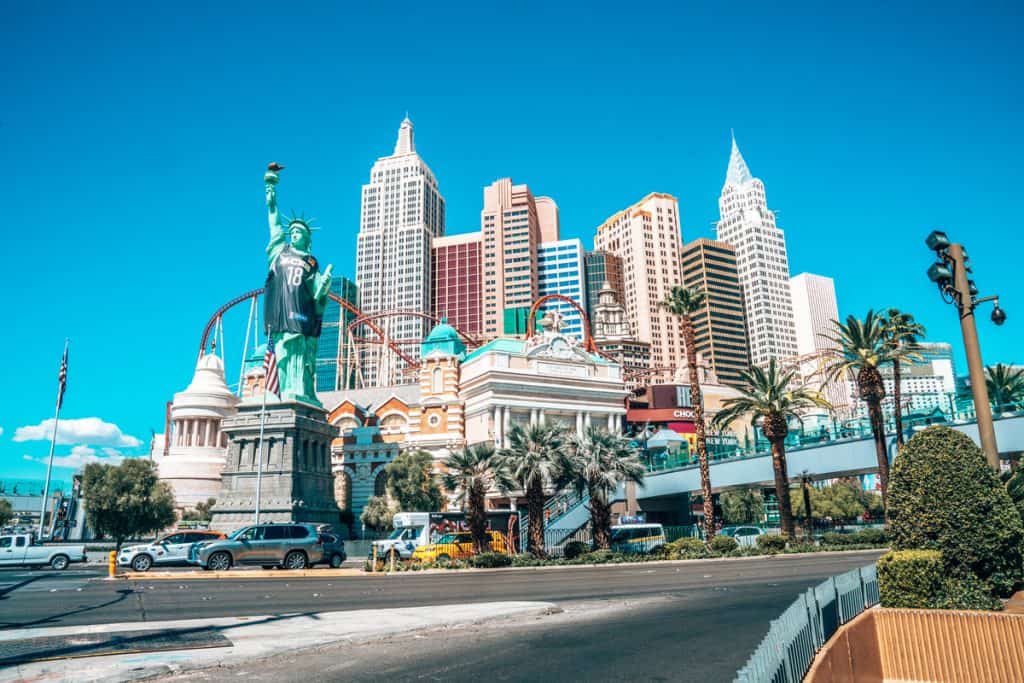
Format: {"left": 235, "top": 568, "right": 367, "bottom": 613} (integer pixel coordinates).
{"left": 422, "top": 318, "right": 466, "bottom": 358}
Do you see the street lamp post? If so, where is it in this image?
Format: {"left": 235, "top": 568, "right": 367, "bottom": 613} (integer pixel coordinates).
{"left": 926, "top": 230, "right": 1006, "bottom": 469}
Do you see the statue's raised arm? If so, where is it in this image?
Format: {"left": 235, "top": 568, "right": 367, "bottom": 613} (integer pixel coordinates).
{"left": 265, "top": 162, "right": 287, "bottom": 266}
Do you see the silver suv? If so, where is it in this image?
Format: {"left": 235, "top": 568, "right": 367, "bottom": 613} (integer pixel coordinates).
{"left": 190, "top": 523, "right": 326, "bottom": 570}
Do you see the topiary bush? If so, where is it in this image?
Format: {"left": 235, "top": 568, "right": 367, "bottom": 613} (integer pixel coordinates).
{"left": 878, "top": 550, "right": 944, "bottom": 608}
{"left": 562, "top": 541, "right": 591, "bottom": 560}
{"left": 756, "top": 534, "right": 788, "bottom": 552}
{"left": 710, "top": 535, "right": 739, "bottom": 553}
{"left": 470, "top": 552, "right": 513, "bottom": 568}
{"left": 889, "top": 426, "right": 1024, "bottom": 599}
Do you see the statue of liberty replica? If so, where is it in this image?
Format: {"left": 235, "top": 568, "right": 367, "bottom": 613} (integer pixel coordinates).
{"left": 209, "top": 163, "right": 340, "bottom": 531}
{"left": 263, "top": 163, "right": 332, "bottom": 406}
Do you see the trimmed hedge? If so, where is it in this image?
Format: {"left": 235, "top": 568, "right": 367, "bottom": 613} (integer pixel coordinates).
{"left": 878, "top": 550, "right": 1002, "bottom": 611}
{"left": 710, "top": 535, "right": 739, "bottom": 553}
{"left": 664, "top": 537, "right": 707, "bottom": 559}
{"left": 889, "top": 426, "right": 1024, "bottom": 599}
{"left": 470, "top": 552, "right": 513, "bottom": 568}
{"left": 563, "top": 541, "right": 590, "bottom": 560}
{"left": 756, "top": 534, "right": 788, "bottom": 552}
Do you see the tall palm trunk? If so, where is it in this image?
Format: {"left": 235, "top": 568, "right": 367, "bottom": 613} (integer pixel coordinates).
{"left": 526, "top": 479, "right": 546, "bottom": 557}
{"left": 589, "top": 487, "right": 613, "bottom": 549}
{"left": 801, "top": 476, "right": 813, "bottom": 541}
{"left": 468, "top": 481, "right": 488, "bottom": 554}
{"left": 892, "top": 359, "right": 905, "bottom": 447}
{"left": 866, "top": 397, "right": 890, "bottom": 510}
{"left": 769, "top": 440, "right": 795, "bottom": 537}
{"left": 682, "top": 316, "right": 714, "bottom": 542}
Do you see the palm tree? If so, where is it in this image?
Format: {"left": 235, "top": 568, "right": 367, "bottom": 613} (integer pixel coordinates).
{"left": 881, "top": 309, "right": 926, "bottom": 446}
{"left": 711, "top": 361, "right": 831, "bottom": 538}
{"left": 496, "top": 423, "right": 565, "bottom": 557}
{"left": 563, "top": 427, "right": 646, "bottom": 549}
{"left": 824, "top": 311, "right": 917, "bottom": 508}
{"left": 442, "top": 443, "right": 513, "bottom": 554}
{"left": 659, "top": 285, "right": 714, "bottom": 540}
{"left": 986, "top": 363, "right": 1024, "bottom": 413}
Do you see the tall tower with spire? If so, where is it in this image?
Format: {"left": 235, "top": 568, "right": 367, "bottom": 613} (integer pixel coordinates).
{"left": 716, "top": 134, "right": 798, "bottom": 366}
{"left": 355, "top": 116, "right": 446, "bottom": 387}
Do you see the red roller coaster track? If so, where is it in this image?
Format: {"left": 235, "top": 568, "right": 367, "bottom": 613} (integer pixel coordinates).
{"left": 526, "top": 293, "right": 598, "bottom": 352}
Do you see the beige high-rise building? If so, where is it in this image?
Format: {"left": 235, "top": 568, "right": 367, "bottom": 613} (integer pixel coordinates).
{"left": 481, "top": 178, "right": 542, "bottom": 337}
{"left": 535, "top": 196, "right": 560, "bottom": 243}
{"left": 790, "top": 272, "right": 853, "bottom": 414}
{"left": 594, "top": 192, "right": 686, "bottom": 382}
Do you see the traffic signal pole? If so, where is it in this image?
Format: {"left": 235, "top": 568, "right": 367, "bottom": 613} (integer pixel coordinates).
{"left": 947, "top": 244, "right": 1000, "bottom": 469}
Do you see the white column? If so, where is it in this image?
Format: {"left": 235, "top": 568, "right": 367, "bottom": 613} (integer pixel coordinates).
{"left": 503, "top": 406, "right": 511, "bottom": 442}
{"left": 576, "top": 411, "right": 584, "bottom": 435}
{"left": 190, "top": 419, "right": 199, "bottom": 447}
{"left": 493, "top": 406, "right": 503, "bottom": 447}
{"left": 538, "top": 409, "right": 546, "bottom": 424}
{"left": 584, "top": 413, "right": 592, "bottom": 429}
{"left": 530, "top": 409, "right": 538, "bottom": 426}
{"left": 203, "top": 419, "right": 212, "bottom": 448}
{"left": 607, "top": 413, "right": 615, "bottom": 432}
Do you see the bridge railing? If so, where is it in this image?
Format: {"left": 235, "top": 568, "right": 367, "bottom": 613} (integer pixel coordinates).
{"left": 734, "top": 564, "right": 879, "bottom": 683}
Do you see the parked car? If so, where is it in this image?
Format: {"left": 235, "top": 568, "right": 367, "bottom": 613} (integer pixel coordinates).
{"left": 0, "top": 533, "right": 86, "bottom": 570}
{"left": 719, "top": 525, "right": 767, "bottom": 547}
{"left": 410, "top": 530, "right": 506, "bottom": 564}
{"left": 118, "top": 530, "right": 226, "bottom": 572}
{"left": 609, "top": 524, "right": 666, "bottom": 554}
{"left": 320, "top": 532, "right": 347, "bottom": 568}
{"left": 189, "top": 523, "right": 326, "bottom": 570}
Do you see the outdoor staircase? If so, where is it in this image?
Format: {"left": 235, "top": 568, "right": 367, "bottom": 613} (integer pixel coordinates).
{"left": 519, "top": 488, "right": 592, "bottom": 555}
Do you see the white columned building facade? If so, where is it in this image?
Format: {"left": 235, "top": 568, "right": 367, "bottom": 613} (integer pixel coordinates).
{"left": 716, "top": 135, "right": 798, "bottom": 366}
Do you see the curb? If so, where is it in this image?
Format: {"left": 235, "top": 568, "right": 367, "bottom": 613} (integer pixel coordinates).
{"left": 107, "top": 548, "right": 884, "bottom": 580}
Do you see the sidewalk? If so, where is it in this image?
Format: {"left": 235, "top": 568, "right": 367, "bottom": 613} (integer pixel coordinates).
{"left": 0, "top": 601, "right": 558, "bottom": 682}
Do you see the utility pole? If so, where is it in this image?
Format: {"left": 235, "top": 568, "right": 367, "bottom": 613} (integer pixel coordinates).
{"left": 926, "top": 231, "right": 1006, "bottom": 469}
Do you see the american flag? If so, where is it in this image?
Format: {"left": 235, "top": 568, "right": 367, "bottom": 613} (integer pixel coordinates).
{"left": 262, "top": 339, "right": 279, "bottom": 396}
{"left": 56, "top": 341, "right": 69, "bottom": 410}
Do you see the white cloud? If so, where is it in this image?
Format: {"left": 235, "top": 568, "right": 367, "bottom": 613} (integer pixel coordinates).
{"left": 23, "top": 443, "right": 125, "bottom": 470}
{"left": 0, "top": 426, "right": 4, "bottom": 437}
{"left": 13, "top": 417, "right": 142, "bottom": 447}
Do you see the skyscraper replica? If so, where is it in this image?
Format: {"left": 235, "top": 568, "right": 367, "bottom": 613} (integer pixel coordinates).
{"left": 538, "top": 238, "right": 587, "bottom": 340}
{"left": 790, "top": 272, "right": 853, "bottom": 413}
{"left": 355, "top": 117, "right": 446, "bottom": 386}
{"left": 594, "top": 192, "right": 686, "bottom": 382}
{"left": 432, "top": 232, "right": 483, "bottom": 338}
{"left": 716, "top": 136, "right": 798, "bottom": 366}
{"left": 681, "top": 238, "right": 751, "bottom": 388}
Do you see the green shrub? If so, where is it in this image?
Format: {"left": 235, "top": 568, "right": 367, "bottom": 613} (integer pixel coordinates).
{"left": 786, "top": 543, "right": 818, "bottom": 554}
{"left": 757, "top": 534, "right": 788, "bottom": 552}
{"left": 853, "top": 528, "right": 887, "bottom": 545}
{"left": 666, "top": 536, "right": 706, "bottom": 555}
{"left": 563, "top": 541, "right": 591, "bottom": 560}
{"left": 879, "top": 550, "right": 1003, "bottom": 611}
{"left": 889, "top": 426, "right": 1024, "bottom": 598}
{"left": 470, "top": 552, "right": 512, "bottom": 568}
{"left": 710, "top": 535, "right": 739, "bottom": 553}
{"left": 820, "top": 532, "right": 854, "bottom": 546}
{"left": 511, "top": 553, "right": 545, "bottom": 567}
{"left": 878, "top": 550, "right": 944, "bottom": 608}
{"left": 579, "top": 549, "right": 620, "bottom": 564}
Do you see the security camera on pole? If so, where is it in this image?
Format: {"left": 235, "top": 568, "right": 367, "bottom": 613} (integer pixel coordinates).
{"left": 925, "top": 230, "right": 1006, "bottom": 468}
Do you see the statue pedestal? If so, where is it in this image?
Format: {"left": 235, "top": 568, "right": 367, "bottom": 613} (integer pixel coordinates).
{"left": 210, "top": 397, "right": 340, "bottom": 532}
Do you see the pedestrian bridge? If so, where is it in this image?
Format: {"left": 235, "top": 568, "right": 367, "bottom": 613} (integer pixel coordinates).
{"left": 635, "top": 414, "right": 1024, "bottom": 501}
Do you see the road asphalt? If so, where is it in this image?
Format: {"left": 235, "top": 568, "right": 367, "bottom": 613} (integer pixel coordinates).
{"left": 0, "top": 550, "right": 883, "bottom": 682}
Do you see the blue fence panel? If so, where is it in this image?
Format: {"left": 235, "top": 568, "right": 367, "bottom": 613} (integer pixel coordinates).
{"left": 734, "top": 564, "right": 876, "bottom": 683}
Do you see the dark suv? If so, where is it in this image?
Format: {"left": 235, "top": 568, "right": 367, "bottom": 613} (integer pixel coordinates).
{"left": 190, "top": 523, "right": 326, "bottom": 570}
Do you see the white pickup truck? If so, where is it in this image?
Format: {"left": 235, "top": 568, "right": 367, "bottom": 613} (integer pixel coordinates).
{"left": 0, "top": 533, "right": 87, "bottom": 570}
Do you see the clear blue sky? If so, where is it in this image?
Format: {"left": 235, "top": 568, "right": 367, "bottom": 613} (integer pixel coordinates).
{"left": 3, "top": 2, "right": 1021, "bottom": 482}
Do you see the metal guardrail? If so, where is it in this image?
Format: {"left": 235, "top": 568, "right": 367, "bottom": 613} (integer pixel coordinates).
{"left": 734, "top": 564, "right": 879, "bottom": 683}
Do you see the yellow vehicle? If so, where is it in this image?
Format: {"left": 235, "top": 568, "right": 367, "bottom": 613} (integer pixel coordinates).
{"left": 411, "top": 530, "right": 506, "bottom": 563}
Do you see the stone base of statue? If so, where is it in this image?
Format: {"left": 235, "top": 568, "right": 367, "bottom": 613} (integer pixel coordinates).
{"left": 209, "top": 396, "right": 340, "bottom": 532}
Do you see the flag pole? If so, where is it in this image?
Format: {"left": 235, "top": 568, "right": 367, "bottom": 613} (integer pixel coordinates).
{"left": 39, "top": 339, "right": 68, "bottom": 540}
{"left": 254, "top": 365, "right": 270, "bottom": 525}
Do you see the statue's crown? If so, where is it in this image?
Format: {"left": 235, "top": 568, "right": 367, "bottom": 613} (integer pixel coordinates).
{"left": 285, "top": 211, "right": 320, "bottom": 233}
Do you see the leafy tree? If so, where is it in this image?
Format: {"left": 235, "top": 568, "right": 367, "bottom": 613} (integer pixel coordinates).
{"left": 360, "top": 496, "right": 394, "bottom": 532}
{"left": 881, "top": 309, "right": 925, "bottom": 447}
{"left": 81, "top": 459, "right": 176, "bottom": 551}
{"left": 721, "top": 488, "right": 763, "bottom": 525}
{"left": 986, "top": 363, "right": 1024, "bottom": 413}
{"left": 180, "top": 497, "right": 216, "bottom": 522}
{"left": 889, "top": 426, "right": 1024, "bottom": 598}
{"left": 825, "top": 311, "right": 918, "bottom": 508}
{"left": 496, "top": 423, "right": 565, "bottom": 557}
{"left": 384, "top": 450, "right": 444, "bottom": 512}
{"left": 712, "top": 360, "right": 831, "bottom": 538}
{"left": 0, "top": 499, "right": 12, "bottom": 527}
{"left": 443, "top": 443, "right": 512, "bottom": 553}
{"left": 790, "top": 479, "right": 882, "bottom": 522}
{"left": 563, "top": 427, "right": 646, "bottom": 549}
{"left": 659, "top": 285, "right": 714, "bottom": 541}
